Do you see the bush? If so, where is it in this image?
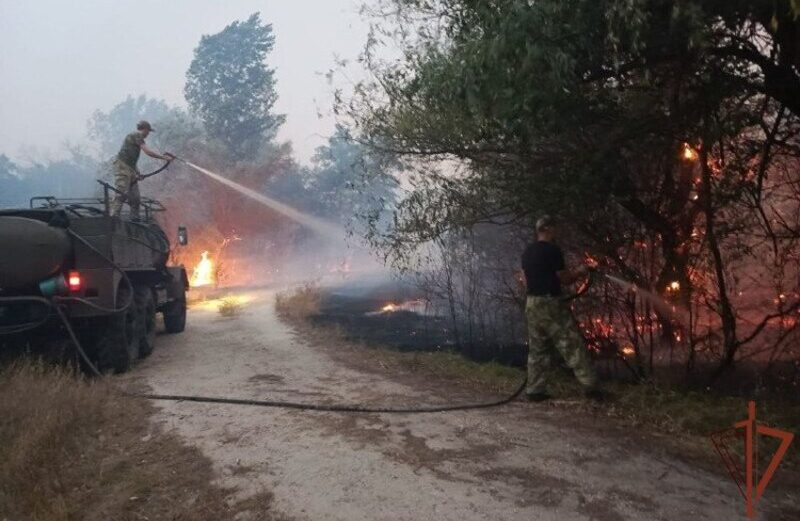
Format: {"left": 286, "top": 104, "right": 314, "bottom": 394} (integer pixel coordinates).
{"left": 217, "top": 296, "right": 243, "bottom": 317}
{"left": 275, "top": 283, "right": 321, "bottom": 320}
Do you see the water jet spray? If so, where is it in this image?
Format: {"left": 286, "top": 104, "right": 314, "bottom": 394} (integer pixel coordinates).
{"left": 602, "top": 272, "right": 689, "bottom": 330}
{"left": 176, "top": 157, "right": 345, "bottom": 237}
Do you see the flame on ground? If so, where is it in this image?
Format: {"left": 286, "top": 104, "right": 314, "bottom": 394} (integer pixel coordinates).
{"left": 190, "top": 251, "right": 215, "bottom": 287}
{"left": 366, "top": 299, "right": 430, "bottom": 316}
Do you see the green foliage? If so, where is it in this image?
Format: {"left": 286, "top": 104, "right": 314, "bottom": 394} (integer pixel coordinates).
{"left": 87, "top": 95, "right": 172, "bottom": 159}
{"left": 350, "top": 0, "right": 799, "bottom": 240}
{"left": 347, "top": 0, "right": 800, "bottom": 260}
{"left": 345, "top": 0, "right": 800, "bottom": 379}
{"left": 184, "top": 13, "right": 285, "bottom": 160}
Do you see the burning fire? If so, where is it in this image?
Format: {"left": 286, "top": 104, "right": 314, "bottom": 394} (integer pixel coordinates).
{"left": 190, "top": 251, "right": 215, "bottom": 287}
{"left": 366, "top": 299, "right": 431, "bottom": 316}
{"left": 620, "top": 345, "right": 636, "bottom": 357}
{"left": 682, "top": 143, "right": 699, "bottom": 162}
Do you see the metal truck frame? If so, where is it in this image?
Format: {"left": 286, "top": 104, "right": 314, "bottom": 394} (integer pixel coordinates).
{"left": 0, "top": 181, "right": 189, "bottom": 373}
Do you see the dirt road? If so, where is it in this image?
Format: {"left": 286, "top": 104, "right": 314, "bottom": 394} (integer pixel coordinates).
{"left": 120, "top": 288, "right": 791, "bottom": 521}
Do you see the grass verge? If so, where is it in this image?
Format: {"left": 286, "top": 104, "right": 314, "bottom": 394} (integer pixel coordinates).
{"left": 0, "top": 361, "right": 286, "bottom": 521}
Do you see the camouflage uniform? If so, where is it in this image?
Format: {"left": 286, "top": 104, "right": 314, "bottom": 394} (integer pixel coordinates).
{"left": 110, "top": 132, "right": 145, "bottom": 219}
{"left": 525, "top": 295, "right": 597, "bottom": 394}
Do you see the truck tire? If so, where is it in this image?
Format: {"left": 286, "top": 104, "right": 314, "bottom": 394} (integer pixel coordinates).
{"left": 135, "top": 286, "right": 157, "bottom": 358}
{"left": 96, "top": 284, "right": 141, "bottom": 374}
{"left": 163, "top": 293, "right": 186, "bottom": 334}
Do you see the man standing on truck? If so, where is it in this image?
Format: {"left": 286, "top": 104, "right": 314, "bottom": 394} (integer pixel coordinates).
{"left": 110, "top": 120, "right": 174, "bottom": 219}
{"left": 521, "top": 215, "right": 606, "bottom": 402}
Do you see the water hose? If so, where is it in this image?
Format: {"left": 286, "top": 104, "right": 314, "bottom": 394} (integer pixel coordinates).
{"left": 58, "top": 300, "right": 528, "bottom": 413}
{"left": 137, "top": 156, "right": 175, "bottom": 180}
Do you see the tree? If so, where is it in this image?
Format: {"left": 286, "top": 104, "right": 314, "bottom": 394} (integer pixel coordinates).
{"left": 305, "top": 125, "right": 398, "bottom": 232}
{"left": 344, "top": 0, "right": 800, "bottom": 380}
{"left": 184, "top": 13, "right": 285, "bottom": 160}
{"left": 88, "top": 95, "right": 172, "bottom": 159}
{"left": 0, "top": 154, "right": 16, "bottom": 180}
{"left": 0, "top": 151, "right": 97, "bottom": 207}
{"left": 0, "top": 155, "right": 20, "bottom": 207}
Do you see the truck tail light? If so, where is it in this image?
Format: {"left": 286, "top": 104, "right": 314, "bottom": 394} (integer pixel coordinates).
{"left": 67, "top": 271, "right": 82, "bottom": 293}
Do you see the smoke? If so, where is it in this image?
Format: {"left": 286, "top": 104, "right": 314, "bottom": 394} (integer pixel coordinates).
{"left": 180, "top": 159, "right": 398, "bottom": 289}
{"left": 183, "top": 161, "right": 345, "bottom": 238}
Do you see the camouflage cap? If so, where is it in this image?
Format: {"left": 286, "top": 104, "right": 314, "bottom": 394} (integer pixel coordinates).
{"left": 136, "top": 120, "right": 155, "bottom": 132}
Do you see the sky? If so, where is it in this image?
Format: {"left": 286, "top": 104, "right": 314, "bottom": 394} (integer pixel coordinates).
{"left": 0, "top": 0, "right": 370, "bottom": 165}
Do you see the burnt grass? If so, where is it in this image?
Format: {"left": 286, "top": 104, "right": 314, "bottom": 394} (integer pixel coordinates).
{"left": 308, "top": 280, "right": 637, "bottom": 379}
{"left": 309, "top": 280, "right": 529, "bottom": 367}
{"left": 308, "top": 281, "right": 800, "bottom": 390}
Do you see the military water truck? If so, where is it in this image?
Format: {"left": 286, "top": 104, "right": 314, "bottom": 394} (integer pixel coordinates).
{"left": 0, "top": 181, "right": 189, "bottom": 373}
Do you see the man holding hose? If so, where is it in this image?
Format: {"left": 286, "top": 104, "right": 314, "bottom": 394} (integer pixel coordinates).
{"left": 110, "top": 120, "right": 174, "bottom": 220}
{"left": 521, "top": 215, "right": 605, "bottom": 402}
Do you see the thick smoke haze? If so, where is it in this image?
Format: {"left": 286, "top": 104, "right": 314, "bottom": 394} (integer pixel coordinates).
{"left": 0, "top": 0, "right": 367, "bottom": 165}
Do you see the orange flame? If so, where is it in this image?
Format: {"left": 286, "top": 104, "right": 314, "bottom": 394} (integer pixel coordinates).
{"left": 190, "top": 251, "right": 215, "bottom": 287}
{"left": 682, "top": 143, "right": 699, "bottom": 161}
{"left": 371, "top": 300, "right": 428, "bottom": 315}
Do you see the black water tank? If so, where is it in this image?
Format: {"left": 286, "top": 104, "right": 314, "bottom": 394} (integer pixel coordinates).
{"left": 0, "top": 217, "right": 72, "bottom": 289}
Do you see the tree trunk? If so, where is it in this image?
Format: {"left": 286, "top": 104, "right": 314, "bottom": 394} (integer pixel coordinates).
{"left": 699, "top": 149, "right": 738, "bottom": 381}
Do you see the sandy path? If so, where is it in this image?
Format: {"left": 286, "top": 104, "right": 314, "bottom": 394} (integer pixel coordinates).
{"left": 120, "top": 288, "right": 789, "bottom": 521}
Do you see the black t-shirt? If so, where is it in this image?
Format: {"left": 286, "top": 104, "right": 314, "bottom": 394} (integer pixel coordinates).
{"left": 521, "top": 240, "right": 565, "bottom": 296}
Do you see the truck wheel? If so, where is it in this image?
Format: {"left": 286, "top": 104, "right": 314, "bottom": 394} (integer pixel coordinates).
{"left": 96, "top": 285, "right": 140, "bottom": 374}
{"left": 163, "top": 292, "right": 187, "bottom": 334}
{"left": 135, "top": 286, "right": 157, "bottom": 358}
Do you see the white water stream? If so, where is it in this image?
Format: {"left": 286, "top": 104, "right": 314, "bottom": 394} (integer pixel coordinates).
{"left": 184, "top": 161, "right": 345, "bottom": 237}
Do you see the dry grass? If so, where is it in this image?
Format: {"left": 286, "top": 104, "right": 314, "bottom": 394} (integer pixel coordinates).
{"left": 217, "top": 296, "right": 243, "bottom": 317}
{"left": 0, "top": 361, "right": 288, "bottom": 521}
{"left": 274, "top": 283, "right": 321, "bottom": 320}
